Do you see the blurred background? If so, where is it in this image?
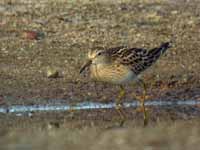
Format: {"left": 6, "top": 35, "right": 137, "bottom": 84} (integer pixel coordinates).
{"left": 0, "top": 0, "right": 200, "bottom": 149}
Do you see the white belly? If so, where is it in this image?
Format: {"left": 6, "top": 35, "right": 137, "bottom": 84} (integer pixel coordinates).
{"left": 90, "top": 64, "right": 136, "bottom": 84}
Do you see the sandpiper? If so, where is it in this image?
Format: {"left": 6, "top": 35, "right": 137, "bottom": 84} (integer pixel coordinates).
{"left": 80, "top": 42, "right": 171, "bottom": 126}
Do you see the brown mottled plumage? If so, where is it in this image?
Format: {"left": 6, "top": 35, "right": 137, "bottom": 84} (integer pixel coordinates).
{"left": 107, "top": 42, "right": 170, "bottom": 75}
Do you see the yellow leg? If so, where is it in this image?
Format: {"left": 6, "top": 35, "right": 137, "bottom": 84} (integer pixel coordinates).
{"left": 138, "top": 79, "right": 148, "bottom": 126}
{"left": 132, "top": 79, "right": 148, "bottom": 126}
{"left": 115, "top": 85, "right": 126, "bottom": 126}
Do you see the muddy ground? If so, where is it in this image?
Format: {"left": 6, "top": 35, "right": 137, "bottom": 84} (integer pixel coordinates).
{"left": 0, "top": 0, "right": 200, "bottom": 149}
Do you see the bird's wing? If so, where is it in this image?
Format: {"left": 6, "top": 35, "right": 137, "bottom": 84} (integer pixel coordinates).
{"left": 108, "top": 42, "right": 171, "bottom": 75}
{"left": 106, "top": 42, "right": 170, "bottom": 75}
{"left": 107, "top": 46, "right": 151, "bottom": 75}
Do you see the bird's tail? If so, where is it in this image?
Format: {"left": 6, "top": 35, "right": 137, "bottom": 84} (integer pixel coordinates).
{"left": 146, "top": 42, "right": 171, "bottom": 64}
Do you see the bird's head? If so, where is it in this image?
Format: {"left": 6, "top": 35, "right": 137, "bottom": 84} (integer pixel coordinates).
{"left": 80, "top": 49, "right": 109, "bottom": 74}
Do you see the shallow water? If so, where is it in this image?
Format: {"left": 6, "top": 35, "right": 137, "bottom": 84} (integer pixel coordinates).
{"left": 0, "top": 100, "right": 199, "bottom": 114}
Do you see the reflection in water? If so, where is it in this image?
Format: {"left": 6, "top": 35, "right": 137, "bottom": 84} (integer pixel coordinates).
{"left": 0, "top": 100, "right": 200, "bottom": 114}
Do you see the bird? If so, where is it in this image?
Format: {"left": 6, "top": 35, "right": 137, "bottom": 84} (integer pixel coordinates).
{"left": 80, "top": 42, "right": 171, "bottom": 126}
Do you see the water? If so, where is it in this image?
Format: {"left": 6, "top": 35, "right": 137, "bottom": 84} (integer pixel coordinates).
{"left": 0, "top": 100, "right": 200, "bottom": 114}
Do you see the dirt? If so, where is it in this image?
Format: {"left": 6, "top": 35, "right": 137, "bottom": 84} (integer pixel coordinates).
{"left": 0, "top": 0, "right": 200, "bottom": 105}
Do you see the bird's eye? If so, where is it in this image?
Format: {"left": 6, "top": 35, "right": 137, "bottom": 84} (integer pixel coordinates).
{"left": 97, "top": 52, "right": 102, "bottom": 56}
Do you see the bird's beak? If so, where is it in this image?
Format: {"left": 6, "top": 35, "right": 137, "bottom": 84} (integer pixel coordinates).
{"left": 79, "top": 59, "right": 92, "bottom": 74}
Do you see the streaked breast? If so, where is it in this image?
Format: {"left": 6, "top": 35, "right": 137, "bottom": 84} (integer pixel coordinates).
{"left": 90, "top": 64, "right": 136, "bottom": 84}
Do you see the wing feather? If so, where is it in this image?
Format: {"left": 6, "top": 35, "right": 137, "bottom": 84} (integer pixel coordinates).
{"left": 107, "top": 46, "right": 149, "bottom": 74}
{"left": 106, "top": 42, "right": 170, "bottom": 75}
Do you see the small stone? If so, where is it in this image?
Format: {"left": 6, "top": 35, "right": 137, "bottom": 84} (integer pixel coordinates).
{"left": 146, "top": 12, "right": 161, "bottom": 22}
{"left": 47, "top": 68, "right": 59, "bottom": 78}
{"left": 187, "top": 20, "right": 195, "bottom": 25}
{"left": 171, "top": 10, "right": 178, "bottom": 15}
